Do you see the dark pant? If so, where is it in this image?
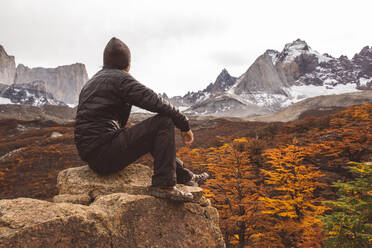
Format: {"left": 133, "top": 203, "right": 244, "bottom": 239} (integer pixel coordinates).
{"left": 87, "top": 114, "right": 194, "bottom": 187}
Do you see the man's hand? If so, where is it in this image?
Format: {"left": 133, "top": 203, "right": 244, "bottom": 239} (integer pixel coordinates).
{"left": 125, "top": 121, "right": 134, "bottom": 128}
{"left": 181, "top": 129, "right": 194, "bottom": 147}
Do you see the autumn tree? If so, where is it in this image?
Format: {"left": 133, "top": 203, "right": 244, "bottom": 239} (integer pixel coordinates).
{"left": 321, "top": 162, "right": 372, "bottom": 248}
{"left": 259, "top": 144, "right": 328, "bottom": 247}
{"left": 305, "top": 104, "right": 372, "bottom": 170}
{"left": 179, "top": 138, "right": 270, "bottom": 247}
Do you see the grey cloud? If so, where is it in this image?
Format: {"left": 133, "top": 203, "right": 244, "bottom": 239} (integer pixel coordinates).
{"left": 209, "top": 50, "right": 250, "bottom": 67}
{"left": 119, "top": 17, "right": 228, "bottom": 45}
{"left": 1, "top": 0, "right": 371, "bottom": 97}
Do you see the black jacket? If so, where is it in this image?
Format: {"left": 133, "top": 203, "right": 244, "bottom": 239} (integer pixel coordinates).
{"left": 74, "top": 68, "right": 190, "bottom": 162}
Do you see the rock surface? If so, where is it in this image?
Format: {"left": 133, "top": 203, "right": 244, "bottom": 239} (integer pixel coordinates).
{"left": 56, "top": 163, "right": 153, "bottom": 201}
{"left": 14, "top": 63, "right": 88, "bottom": 104}
{"left": 0, "top": 45, "right": 16, "bottom": 84}
{"left": 0, "top": 163, "right": 225, "bottom": 248}
{"left": 168, "top": 68, "right": 237, "bottom": 108}
{"left": 234, "top": 51, "right": 287, "bottom": 95}
{"left": 0, "top": 83, "right": 8, "bottom": 95}
{"left": 185, "top": 93, "right": 268, "bottom": 117}
{"left": 1, "top": 80, "right": 67, "bottom": 106}
{"left": 0, "top": 104, "right": 76, "bottom": 122}
{"left": 0, "top": 198, "right": 111, "bottom": 248}
{"left": 205, "top": 68, "right": 237, "bottom": 95}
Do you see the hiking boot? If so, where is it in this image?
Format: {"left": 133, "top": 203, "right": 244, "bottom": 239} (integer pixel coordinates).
{"left": 183, "top": 172, "right": 210, "bottom": 187}
{"left": 148, "top": 185, "right": 194, "bottom": 202}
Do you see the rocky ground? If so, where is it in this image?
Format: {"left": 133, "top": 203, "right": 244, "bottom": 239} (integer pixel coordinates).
{"left": 0, "top": 163, "right": 225, "bottom": 248}
{"left": 0, "top": 104, "right": 76, "bottom": 122}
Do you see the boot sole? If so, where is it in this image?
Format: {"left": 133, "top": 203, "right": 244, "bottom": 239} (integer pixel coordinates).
{"left": 148, "top": 188, "right": 194, "bottom": 202}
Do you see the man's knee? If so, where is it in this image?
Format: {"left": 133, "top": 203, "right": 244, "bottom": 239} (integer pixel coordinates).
{"left": 153, "top": 114, "right": 174, "bottom": 128}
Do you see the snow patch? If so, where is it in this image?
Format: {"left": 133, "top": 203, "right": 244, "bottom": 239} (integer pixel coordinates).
{"left": 266, "top": 50, "right": 279, "bottom": 65}
{"left": 323, "top": 78, "right": 339, "bottom": 86}
{"left": 282, "top": 40, "right": 332, "bottom": 64}
{"left": 131, "top": 105, "right": 188, "bottom": 114}
{"left": 234, "top": 92, "right": 287, "bottom": 109}
{"left": 196, "top": 92, "right": 210, "bottom": 103}
{"left": 67, "top": 103, "right": 77, "bottom": 108}
{"left": 359, "top": 77, "right": 372, "bottom": 86}
{"left": 178, "top": 106, "right": 189, "bottom": 112}
{"left": 0, "top": 97, "right": 13, "bottom": 104}
{"left": 282, "top": 83, "right": 361, "bottom": 107}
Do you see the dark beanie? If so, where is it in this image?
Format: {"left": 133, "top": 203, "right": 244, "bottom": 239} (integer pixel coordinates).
{"left": 103, "top": 37, "right": 131, "bottom": 70}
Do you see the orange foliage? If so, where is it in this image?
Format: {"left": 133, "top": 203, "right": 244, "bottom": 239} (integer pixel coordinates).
{"left": 178, "top": 104, "right": 372, "bottom": 247}
{"left": 1, "top": 104, "right": 371, "bottom": 247}
{"left": 0, "top": 123, "right": 86, "bottom": 200}
{"left": 179, "top": 138, "right": 273, "bottom": 247}
{"left": 259, "top": 144, "right": 327, "bottom": 247}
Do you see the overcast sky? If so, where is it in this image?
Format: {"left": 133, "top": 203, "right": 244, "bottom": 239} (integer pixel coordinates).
{"left": 1, "top": 0, "right": 371, "bottom": 97}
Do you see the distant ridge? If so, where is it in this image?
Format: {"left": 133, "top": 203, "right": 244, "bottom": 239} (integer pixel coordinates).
{"left": 167, "top": 39, "right": 372, "bottom": 117}
{"left": 0, "top": 45, "right": 88, "bottom": 105}
{"left": 246, "top": 90, "right": 372, "bottom": 122}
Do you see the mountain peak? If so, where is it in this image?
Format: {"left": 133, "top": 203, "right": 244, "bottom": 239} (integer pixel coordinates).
{"left": 169, "top": 41, "right": 370, "bottom": 116}
{"left": 284, "top": 39, "right": 309, "bottom": 51}
{"left": 0, "top": 45, "right": 16, "bottom": 84}
{"left": 217, "top": 68, "right": 232, "bottom": 79}
{"left": 280, "top": 39, "right": 311, "bottom": 63}
{"left": 210, "top": 69, "right": 237, "bottom": 92}
{"left": 265, "top": 49, "right": 280, "bottom": 65}
{"left": 352, "top": 45, "right": 372, "bottom": 61}
{"left": 278, "top": 39, "right": 332, "bottom": 64}
{"left": 200, "top": 68, "right": 236, "bottom": 96}
{"left": 0, "top": 45, "right": 15, "bottom": 59}
{"left": 288, "top": 38, "right": 308, "bottom": 46}
{"left": 358, "top": 46, "right": 372, "bottom": 56}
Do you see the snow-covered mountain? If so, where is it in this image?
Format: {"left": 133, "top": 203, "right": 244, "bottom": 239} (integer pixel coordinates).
{"left": 0, "top": 45, "right": 88, "bottom": 105}
{"left": 170, "top": 39, "right": 371, "bottom": 116}
{"left": 0, "top": 81, "right": 67, "bottom": 107}
{"left": 2, "top": 40, "right": 370, "bottom": 115}
{"left": 166, "top": 68, "right": 237, "bottom": 107}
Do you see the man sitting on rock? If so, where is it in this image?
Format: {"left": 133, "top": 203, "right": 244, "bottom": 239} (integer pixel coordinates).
{"left": 74, "top": 37, "right": 209, "bottom": 202}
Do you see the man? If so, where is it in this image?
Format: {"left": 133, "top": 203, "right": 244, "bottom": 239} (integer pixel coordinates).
{"left": 74, "top": 37, "right": 209, "bottom": 202}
